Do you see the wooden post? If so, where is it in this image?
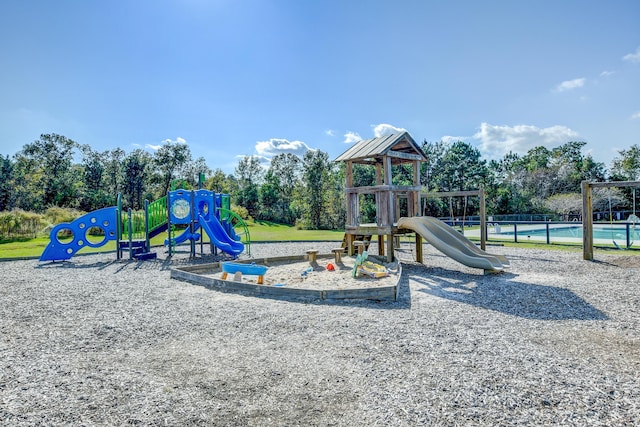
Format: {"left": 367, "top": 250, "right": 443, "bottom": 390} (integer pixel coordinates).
{"left": 386, "top": 234, "right": 394, "bottom": 262}
{"left": 415, "top": 234, "right": 423, "bottom": 264}
{"left": 378, "top": 235, "right": 385, "bottom": 257}
{"left": 582, "top": 181, "right": 594, "bottom": 260}
{"left": 413, "top": 161, "right": 420, "bottom": 217}
{"left": 479, "top": 187, "right": 486, "bottom": 250}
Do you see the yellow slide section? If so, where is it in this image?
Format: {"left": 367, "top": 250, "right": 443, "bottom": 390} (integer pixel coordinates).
{"left": 397, "top": 216, "right": 509, "bottom": 272}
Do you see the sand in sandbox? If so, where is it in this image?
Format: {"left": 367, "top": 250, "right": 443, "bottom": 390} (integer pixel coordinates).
{"left": 212, "top": 256, "right": 399, "bottom": 290}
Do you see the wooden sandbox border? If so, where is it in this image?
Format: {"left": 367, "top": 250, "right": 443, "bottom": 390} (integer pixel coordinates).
{"left": 170, "top": 254, "right": 400, "bottom": 302}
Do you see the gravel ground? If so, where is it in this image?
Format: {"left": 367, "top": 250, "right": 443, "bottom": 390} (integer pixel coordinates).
{"left": 1, "top": 242, "right": 639, "bottom": 426}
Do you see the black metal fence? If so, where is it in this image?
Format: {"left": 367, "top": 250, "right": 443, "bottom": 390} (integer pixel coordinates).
{"left": 443, "top": 219, "right": 639, "bottom": 249}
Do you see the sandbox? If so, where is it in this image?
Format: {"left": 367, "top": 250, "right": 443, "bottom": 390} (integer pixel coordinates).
{"left": 170, "top": 253, "right": 401, "bottom": 301}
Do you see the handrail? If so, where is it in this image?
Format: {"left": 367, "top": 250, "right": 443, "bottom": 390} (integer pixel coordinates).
{"left": 218, "top": 208, "right": 251, "bottom": 255}
{"left": 147, "top": 196, "right": 168, "bottom": 233}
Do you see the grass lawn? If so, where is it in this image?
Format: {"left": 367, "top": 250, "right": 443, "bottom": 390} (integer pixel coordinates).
{"left": 0, "top": 220, "right": 345, "bottom": 259}
{"left": 3, "top": 220, "right": 636, "bottom": 260}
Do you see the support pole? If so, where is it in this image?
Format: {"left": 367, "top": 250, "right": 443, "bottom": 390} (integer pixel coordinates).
{"left": 190, "top": 190, "right": 196, "bottom": 258}
{"left": 144, "top": 199, "right": 150, "bottom": 253}
{"left": 479, "top": 187, "right": 486, "bottom": 251}
{"left": 116, "top": 194, "right": 122, "bottom": 260}
{"left": 386, "top": 234, "right": 393, "bottom": 262}
{"left": 582, "top": 181, "right": 594, "bottom": 260}
{"left": 128, "top": 209, "right": 133, "bottom": 260}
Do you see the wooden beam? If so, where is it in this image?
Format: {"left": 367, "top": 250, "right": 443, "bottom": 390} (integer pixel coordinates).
{"left": 423, "top": 189, "right": 482, "bottom": 198}
{"left": 586, "top": 180, "right": 640, "bottom": 189}
{"left": 386, "top": 150, "right": 424, "bottom": 161}
{"left": 345, "top": 185, "right": 423, "bottom": 194}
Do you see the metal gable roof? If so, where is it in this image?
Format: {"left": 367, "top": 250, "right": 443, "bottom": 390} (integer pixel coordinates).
{"left": 334, "top": 131, "right": 427, "bottom": 163}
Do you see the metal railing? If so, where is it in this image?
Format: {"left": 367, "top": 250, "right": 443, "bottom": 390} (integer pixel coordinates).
{"left": 442, "top": 219, "right": 639, "bottom": 249}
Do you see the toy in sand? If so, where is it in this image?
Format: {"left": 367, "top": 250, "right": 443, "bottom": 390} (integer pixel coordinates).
{"left": 352, "top": 251, "right": 389, "bottom": 279}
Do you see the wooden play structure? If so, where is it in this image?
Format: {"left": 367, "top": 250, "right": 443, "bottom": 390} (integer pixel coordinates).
{"left": 335, "top": 132, "right": 426, "bottom": 262}
{"left": 335, "top": 131, "right": 497, "bottom": 267}
{"left": 581, "top": 180, "right": 640, "bottom": 260}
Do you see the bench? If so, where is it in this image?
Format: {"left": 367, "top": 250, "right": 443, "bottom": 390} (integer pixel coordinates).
{"left": 331, "top": 248, "right": 344, "bottom": 263}
{"left": 306, "top": 249, "right": 319, "bottom": 263}
{"left": 353, "top": 240, "right": 365, "bottom": 256}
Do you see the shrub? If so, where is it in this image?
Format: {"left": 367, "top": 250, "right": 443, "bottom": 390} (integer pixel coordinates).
{"left": 0, "top": 209, "right": 46, "bottom": 239}
{"left": 43, "top": 206, "right": 85, "bottom": 226}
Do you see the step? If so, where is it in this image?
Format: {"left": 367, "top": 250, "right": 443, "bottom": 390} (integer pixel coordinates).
{"left": 119, "top": 240, "right": 146, "bottom": 249}
{"left": 133, "top": 252, "right": 157, "bottom": 261}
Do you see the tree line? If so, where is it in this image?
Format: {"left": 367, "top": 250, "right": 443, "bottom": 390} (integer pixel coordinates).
{"left": 1, "top": 133, "right": 639, "bottom": 232}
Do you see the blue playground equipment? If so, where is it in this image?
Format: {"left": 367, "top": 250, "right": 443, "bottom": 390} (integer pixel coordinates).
{"left": 39, "top": 189, "right": 249, "bottom": 262}
{"left": 165, "top": 189, "right": 247, "bottom": 258}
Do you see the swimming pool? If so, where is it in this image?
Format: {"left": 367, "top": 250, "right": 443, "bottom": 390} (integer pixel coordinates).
{"left": 500, "top": 224, "right": 640, "bottom": 241}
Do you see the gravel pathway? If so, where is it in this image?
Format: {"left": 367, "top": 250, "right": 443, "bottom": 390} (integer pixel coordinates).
{"left": 1, "top": 242, "right": 639, "bottom": 426}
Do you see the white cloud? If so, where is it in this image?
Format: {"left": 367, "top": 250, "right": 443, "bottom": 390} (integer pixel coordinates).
{"left": 147, "top": 136, "right": 187, "bottom": 151}
{"left": 600, "top": 70, "right": 615, "bottom": 77}
{"left": 254, "top": 138, "right": 312, "bottom": 158}
{"left": 343, "top": 131, "right": 361, "bottom": 144}
{"left": 473, "top": 122, "right": 580, "bottom": 159}
{"left": 325, "top": 129, "right": 335, "bottom": 137}
{"left": 441, "top": 135, "right": 468, "bottom": 144}
{"left": 160, "top": 137, "right": 187, "bottom": 144}
{"left": 372, "top": 123, "right": 406, "bottom": 137}
{"left": 554, "top": 78, "right": 586, "bottom": 92}
{"left": 631, "top": 111, "right": 640, "bottom": 120}
{"left": 623, "top": 46, "right": 640, "bottom": 63}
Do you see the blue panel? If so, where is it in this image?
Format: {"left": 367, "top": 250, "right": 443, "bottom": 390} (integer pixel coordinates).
{"left": 40, "top": 207, "right": 118, "bottom": 262}
{"left": 194, "top": 189, "right": 215, "bottom": 222}
{"left": 168, "top": 190, "right": 192, "bottom": 225}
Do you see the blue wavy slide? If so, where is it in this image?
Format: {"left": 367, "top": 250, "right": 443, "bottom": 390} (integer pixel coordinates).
{"left": 198, "top": 215, "right": 244, "bottom": 256}
{"left": 164, "top": 227, "right": 200, "bottom": 246}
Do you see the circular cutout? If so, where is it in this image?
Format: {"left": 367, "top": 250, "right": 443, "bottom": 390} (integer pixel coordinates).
{"left": 85, "top": 226, "right": 107, "bottom": 246}
{"left": 55, "top": 227, "right": 74, "bottom": 245}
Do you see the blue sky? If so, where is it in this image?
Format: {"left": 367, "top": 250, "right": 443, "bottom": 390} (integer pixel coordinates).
{"left": 1, "top": 0, "right": 639, "bottom": 174}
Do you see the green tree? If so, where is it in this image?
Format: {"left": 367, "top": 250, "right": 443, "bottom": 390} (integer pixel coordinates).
{"left": 611, "top": 144, "right": 640, "bottom": 181}
{"left": 182, "top": 156, "right": 212, "bottom": 188}
{"left": 122, "top": 149, "right": 152, "bottom": 210}
{"left": 79, "top": 145, "right": 111, "bottom": 211}
{"left": 13, "top": 134, "right": 80, "bottom": 211}
{"left": 259, "top": 169, "right": 281, "bottom": 222}
{"left": 267, "top": 153, "right": 302, "bottom": 224}
{"left": 0, "top": 155, "right": 15, "bottom": 211}
{"left": 205, "top": 168, "right": 236, "bottom": 195}
{"left": 234, "top": 155, "right": 263, "bottom": 217}
{"left": 103, "top": 148, "right": 126, "bottom": 203}
{"left": 301, "top": 150, "right": 331, "bottom": 229}
{"left": 152, "top": 141, "right": 192, "bottom": 196}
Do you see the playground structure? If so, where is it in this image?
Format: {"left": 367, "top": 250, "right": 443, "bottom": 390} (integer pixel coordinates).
{"left": 335, "top": 132, "right": 507, "bottom": 272}
{"left": 581, "top": 180, "right": 640, "bottom": 260}
{"left": 39, "top": 188, "right": 249, "bottom": 262}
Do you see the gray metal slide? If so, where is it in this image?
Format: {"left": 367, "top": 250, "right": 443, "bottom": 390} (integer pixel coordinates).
{"left": 397, "top": 216, "right": 508, "bottom": 272}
